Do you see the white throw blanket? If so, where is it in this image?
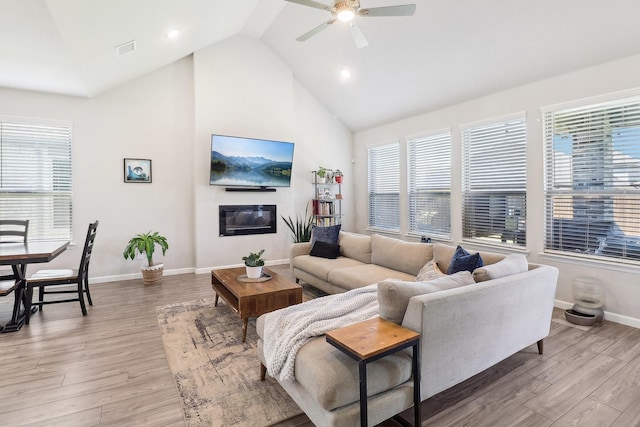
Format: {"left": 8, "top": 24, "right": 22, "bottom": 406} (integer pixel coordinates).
{"left": 263, "top": 284, "right": 379, "bottom": 381}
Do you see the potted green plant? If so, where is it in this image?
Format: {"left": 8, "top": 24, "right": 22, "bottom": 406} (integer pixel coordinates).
{"left": 242, "top": 249, "right": 265, "bottom": 279}
{"left": 123, "top": 231, "right": 169, "bottom": 285}
{"left": 316, "top": 167, "right": 327, "bottom": 183}
{"left": 282, "top": 205, "right": 314, "bottom": 243}
{"left": 334, "top": 169, "right": 343, "bottom": 184}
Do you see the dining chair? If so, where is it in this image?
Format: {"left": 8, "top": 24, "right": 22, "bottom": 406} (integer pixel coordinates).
{"left": 25, "top": 221, "right": 98, "bottom": 323}
{"left": 0, "top": 219, "right": 30, "bottom": 244}
{"left": 0, "top": 220, "right": 30, "bottom": 330}
{"left": 0, "top": 219, "right": 30, "bottom": 279}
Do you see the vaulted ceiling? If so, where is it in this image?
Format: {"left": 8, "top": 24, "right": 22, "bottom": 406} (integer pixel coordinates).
{"left": 2, "top": 0, "right": 640, "bottom": 131}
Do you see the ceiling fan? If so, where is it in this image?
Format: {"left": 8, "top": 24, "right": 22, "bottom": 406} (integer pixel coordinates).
{"left": 285, "top": 0, "right": 416, "bottom": 49}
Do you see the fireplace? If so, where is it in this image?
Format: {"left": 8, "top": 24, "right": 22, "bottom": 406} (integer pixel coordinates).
{"left": 219, "top": 205, "right": 277, "bottom": 237}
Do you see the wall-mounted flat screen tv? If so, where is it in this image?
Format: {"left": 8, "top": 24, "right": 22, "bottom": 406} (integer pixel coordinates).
{"left": 210, "top": 134, "right": 295, "bottom": 188}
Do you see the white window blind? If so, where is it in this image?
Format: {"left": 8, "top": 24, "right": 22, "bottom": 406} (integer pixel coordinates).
{"left": 462, "top": 117, "right": 527, "bottom": 246}
{"left": 368, "top": 143, "right": 400, "bottom": 231}
{"left": 0, "top": 117, "right": 73, "bottom": 241}
{"left": 544, "top": 95, "right": 640, "bottom": 263}
{"left": 408, "top": 132, "right": 451, "bottom": 239}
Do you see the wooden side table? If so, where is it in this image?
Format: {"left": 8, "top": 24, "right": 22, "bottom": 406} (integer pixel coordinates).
{"left": 326, "top": 317, "right": 421, "bottom": 427}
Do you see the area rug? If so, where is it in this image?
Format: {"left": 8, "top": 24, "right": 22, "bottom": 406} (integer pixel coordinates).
{"left": 156, "top": 298, "right": 302, "bottom": 427}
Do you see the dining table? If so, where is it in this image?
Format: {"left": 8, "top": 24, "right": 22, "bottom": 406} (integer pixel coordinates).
{"left": 0, "top": 240, "right": 69, "bottom": 333}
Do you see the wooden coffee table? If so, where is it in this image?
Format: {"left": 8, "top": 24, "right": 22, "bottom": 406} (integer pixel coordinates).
{"left": 211, "top": 266, "right": 302, "bottom": 342}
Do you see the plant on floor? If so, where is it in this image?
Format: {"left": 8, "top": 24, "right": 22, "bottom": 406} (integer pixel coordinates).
{"left": 123, "top": 231, "right": 169, "bottom": 285}
{"left": 282, "top": 205, "right": 314, "bottom": 243}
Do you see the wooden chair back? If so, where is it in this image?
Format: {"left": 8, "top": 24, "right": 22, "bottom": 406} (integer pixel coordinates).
{"left": 78, "top": 221, "right": 99, "bottom": 282}
{"left": 0, "top": 219, "right": 29, "bottom": 243}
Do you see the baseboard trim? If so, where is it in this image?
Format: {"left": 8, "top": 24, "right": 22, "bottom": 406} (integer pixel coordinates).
{"left": 90, "top": 267, "right": 195, "bottom": 284}
{"left": 554, "top": 299, "right": 640, "bottom": 329}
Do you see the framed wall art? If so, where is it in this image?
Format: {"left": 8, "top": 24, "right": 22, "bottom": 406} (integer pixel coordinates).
{"left": 123, "top": 158, "right": 152, "bottom": 183}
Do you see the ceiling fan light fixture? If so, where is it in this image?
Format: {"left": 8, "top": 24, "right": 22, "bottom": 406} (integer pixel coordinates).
{"left": 337, "top": 8, "right": 355, "bottom": 22}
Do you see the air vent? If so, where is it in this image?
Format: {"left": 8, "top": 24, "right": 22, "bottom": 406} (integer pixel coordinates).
{"left": 115, "top": 40, "right": 136, "bottom": 56}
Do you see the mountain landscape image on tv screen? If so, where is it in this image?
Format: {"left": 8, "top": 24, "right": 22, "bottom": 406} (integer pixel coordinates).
{"left": 210, "top": 134, "right": 294, "bottom": 187}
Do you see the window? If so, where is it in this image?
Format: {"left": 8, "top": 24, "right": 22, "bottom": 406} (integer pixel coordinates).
{"left": 462, "top": 116, "right": 527, "bottom": 246}
{"left": 0, "top": 116, "right": 73, "bottom": 241}
{"left": 407, "top": 132, "right": 451, "bottom": 239}
{"left": 543, "top": 95, "right": 640, "bottom": 263}
{"left": 368, "top": 142, "right": 400, "bottom": 231}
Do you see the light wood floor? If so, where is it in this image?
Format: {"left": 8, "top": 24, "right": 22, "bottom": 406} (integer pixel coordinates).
{"left": 1, "top": 266, "right": 639, "bottom": 426}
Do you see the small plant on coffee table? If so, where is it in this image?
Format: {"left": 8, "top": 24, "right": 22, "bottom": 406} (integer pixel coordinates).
{"left": 243, "top": 249, "right": 265, "bottom": 279}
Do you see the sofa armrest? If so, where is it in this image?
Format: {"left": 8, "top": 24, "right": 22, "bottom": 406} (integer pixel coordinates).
{"left": 290, "top": 242, "right": 312, "bottom": 276}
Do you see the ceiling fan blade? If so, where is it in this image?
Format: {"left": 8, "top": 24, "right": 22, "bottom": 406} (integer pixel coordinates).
{"left": 296, "top": 19, "right": 336, "bottom": 42}
{"left": 350, "top": 23, "right": 368, "bottom": 49}
{"left": 285, "top": 0, "right": 331, "bottom": 11}
{"left": 359, "top": 4, "right": 416, "bottom": 17}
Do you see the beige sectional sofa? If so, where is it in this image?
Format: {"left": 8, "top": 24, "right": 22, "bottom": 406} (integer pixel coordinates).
{"left": 258, "top": 232, "right": 559, "bottom": 427}
{"left": 290, "top": 232, "right": 434, "bottom": 294}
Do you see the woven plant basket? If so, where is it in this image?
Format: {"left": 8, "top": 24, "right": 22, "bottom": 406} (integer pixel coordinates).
{"left": 142, "top": 263, "right": 164, "bottom": 286}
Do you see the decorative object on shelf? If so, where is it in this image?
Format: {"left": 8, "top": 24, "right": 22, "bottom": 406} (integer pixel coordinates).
{"left": 242, "top": 249, "right": 265, "bottom": 279}
{"left": 124, "top": 158, "right": 152, "bottom": 183}
{"left": 123, "top": 231, "right": 169, "bottom": 285}
{"left": 282, "top": 205, "right": 314, "bottom": 243}
{"left": 334, "top": 169, "right": 343, "bottom": 184}
{"left": 316, "top": 167, "right": 328, "bottom": 183}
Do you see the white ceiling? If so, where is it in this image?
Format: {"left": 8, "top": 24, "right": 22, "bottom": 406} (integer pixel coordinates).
{"left": 2, "top": 0, "right": 640, "bottom": 131}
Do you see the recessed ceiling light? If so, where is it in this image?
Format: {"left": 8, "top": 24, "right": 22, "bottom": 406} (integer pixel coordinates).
{"left": 341, "top": 68, "right": 352, "bottom": 80}
{"left": 167, "top": 29, "right": 180, "bottom": 39}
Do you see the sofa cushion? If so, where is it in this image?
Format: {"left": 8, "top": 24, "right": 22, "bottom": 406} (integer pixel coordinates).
{"left": 434, "top": 244, "right": 506, "bottom": 273}
{"left": 310, "top": 241, "right": 341, "bottom": 259}
{"left": 328, "top": 264, "right": 416, "bottom": 291}
{"left": 447, "top": 245, "right": 483, "bottom": 274}
{"left": 293, "top": 335, "right": 412, "bottom": 411}
{"left": 433, "top": 244, "right": 457, "bottom": 272}
{"left": 293, "top": 255, "right": 364, "bottom": 282}
{"left": 311, "top": 224, "right": 341, "bottom": 246}
{"left": 378, "top": 272, "right": 476, "bottom": 324}
{"left": 338, "top": 232, "right": 372, "bottom": 264}
{"left": 473, "top": 253, "right": 528, "bottom": 282}
{"left": 416, "top": 260, "right": 445, "bottom": 281}
{"left": 370, "top": 234, "right": 433, "bottom": 276}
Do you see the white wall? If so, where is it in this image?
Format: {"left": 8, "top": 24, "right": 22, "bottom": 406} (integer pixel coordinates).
{"left": 353, "top": 53, "right": 640, "bottom": 326}
{"left": 193, "top": 35, "right": 352, "bottom": 271}
{"left": 0, "top": 57, "right": 195, "bottom": 279}
{"left": 0, "top": 35, "right": 352, "bottom": 281}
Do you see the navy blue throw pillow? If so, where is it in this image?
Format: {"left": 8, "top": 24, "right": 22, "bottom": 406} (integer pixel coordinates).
{"left": 311, "top": 224, "right": 341, "bottom": 246}
{"left": 447, "top": 245, "right": 484, "bottom": 274}
{"left": 310, "top": 241, "right": 341, "bottom": 259}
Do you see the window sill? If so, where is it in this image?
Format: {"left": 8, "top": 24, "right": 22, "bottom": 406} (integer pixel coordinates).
{"left": 539, "top": 251, "right": 640, "bottom": 274}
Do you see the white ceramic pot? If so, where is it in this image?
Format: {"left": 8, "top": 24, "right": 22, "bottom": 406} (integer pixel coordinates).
{"left": 246, "top": 265, "right": 263, "bottom": 279}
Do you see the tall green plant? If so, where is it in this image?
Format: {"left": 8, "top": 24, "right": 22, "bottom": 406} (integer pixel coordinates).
{"left": 123, "top": 231, "right": 169, "bottom": 266}
{"left": 282, "top": 205, "right": 314, "bottom": 243}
